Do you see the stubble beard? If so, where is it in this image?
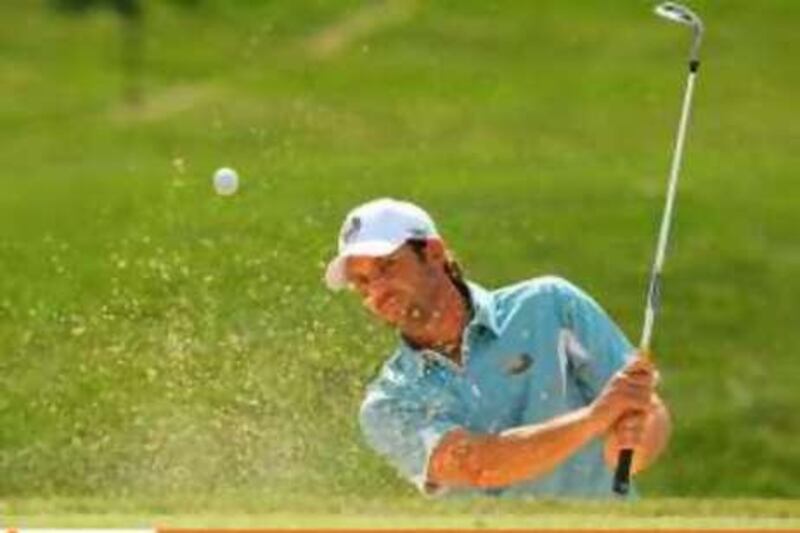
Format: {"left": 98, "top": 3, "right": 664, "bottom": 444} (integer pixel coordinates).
{"left": 403, "top": 301, "right": 433, "bottom": 329}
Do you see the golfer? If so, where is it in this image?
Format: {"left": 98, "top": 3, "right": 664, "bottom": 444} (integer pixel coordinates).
{"left": 325, "top": 198, "right": 670, "bottom": 497}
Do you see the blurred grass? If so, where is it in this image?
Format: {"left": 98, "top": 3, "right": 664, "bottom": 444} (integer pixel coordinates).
{"left": 0, "top": 0, "right": 798, "bottom": 503}
{"left": 4, "top": 495, "right": 800, "bottom": 528}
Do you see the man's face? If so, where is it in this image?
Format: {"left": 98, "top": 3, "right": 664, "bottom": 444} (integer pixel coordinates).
{"left": 344, "top": 242, "right": 445, "bottom": 330}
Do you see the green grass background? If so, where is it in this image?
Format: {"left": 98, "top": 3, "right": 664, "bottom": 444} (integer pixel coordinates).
{"left": 1, "top": 0, "right": 799, "bottom": 521}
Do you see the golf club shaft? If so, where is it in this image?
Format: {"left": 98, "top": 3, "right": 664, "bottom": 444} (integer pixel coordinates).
{"left": 641, "top": 65, "right": 697, "bottom": 352}
{"left": 612, "top": 64, "right": 699, "bottom": 497}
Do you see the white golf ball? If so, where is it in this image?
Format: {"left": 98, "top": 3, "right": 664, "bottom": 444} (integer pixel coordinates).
{"left": 213, "top": 167, "right": 239, "bottom": 196}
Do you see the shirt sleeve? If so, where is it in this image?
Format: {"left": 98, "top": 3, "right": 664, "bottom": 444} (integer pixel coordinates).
{"left": 359, "top": 382, "right": 463, "bottom": 494}
{"left": 552, "top": 277, "right": 635, "bottom": 398}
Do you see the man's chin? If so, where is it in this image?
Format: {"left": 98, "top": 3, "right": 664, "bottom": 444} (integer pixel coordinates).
{"left": 399, "top": 309, "right": 433, "bottom": 330}
{"left": 374, "top": 309, "right": 404, "bottom": 327}
{"left": 378, "top": 315, "right": 401, "bottom": 327}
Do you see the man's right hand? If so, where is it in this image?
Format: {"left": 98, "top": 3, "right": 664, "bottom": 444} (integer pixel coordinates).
{"left": 588, "top": 357, "right": 657, "bottom": 434}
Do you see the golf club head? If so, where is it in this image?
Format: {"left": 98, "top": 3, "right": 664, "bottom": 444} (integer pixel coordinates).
{"left": 654, "top": 2, "right": 704, "bottom": 66}
{"left": 654, "top": 2, "right": 700, "bottom": 27}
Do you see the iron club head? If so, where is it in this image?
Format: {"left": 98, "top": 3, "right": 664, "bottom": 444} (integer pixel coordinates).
{"left": 654, "top": 2, "right": 704, "bottom": 66}
{"left": 655, "top": 2, "right": 701, "bottom": 27}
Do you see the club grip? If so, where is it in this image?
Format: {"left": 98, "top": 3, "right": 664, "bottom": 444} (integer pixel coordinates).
{"left": 613, "top": 448, "right": 634, "bottom": 495}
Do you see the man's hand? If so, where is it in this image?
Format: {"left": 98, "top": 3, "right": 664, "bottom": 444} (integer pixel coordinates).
{"left": 588, "top": 357, "right": 658, "bottom": 433}
{"left": 613, "top": 411, "right": 649, "bottom": 449}
{"left": 598, "top": 356, "right": 671, "bottom": 474}
{"left": 613, "top": 357, "right": 661, "bottom": 448}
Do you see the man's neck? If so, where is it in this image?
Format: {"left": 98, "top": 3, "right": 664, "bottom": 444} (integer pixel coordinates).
{"left": 403, "top": 281, "right": 471, "bottom": 365}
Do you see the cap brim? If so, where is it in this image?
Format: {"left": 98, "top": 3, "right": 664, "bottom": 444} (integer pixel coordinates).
{"left": 323, "top": 240, "right": 402, "bottom": 291}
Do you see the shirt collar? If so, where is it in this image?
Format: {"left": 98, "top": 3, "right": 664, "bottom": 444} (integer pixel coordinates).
{"left": 465, "top": 281, "right": 500, "bottom": 337}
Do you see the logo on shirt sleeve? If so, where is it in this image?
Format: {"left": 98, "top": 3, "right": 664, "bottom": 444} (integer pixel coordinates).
{"left": 505, "top": 353, "right": 534, "bottom": 375}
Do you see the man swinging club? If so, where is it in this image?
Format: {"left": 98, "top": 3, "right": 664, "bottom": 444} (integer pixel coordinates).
{"left": 324, "top": 198, "right": 671, "bottom": 497}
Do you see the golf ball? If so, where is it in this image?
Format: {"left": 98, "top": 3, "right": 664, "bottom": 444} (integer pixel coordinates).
{"left": 213, "top": 167, "right": 239, "bottom": 196}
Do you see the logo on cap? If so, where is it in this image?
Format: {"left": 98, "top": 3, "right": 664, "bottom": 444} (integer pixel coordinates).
{"left": 342, "top": 216, "right": 362, "bottom": 244}
{"left": 409, "top": 227, "right": 427, "bottom": 239}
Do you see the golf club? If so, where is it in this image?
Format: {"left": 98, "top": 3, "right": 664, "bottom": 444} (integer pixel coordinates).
{"left": 612, "top": 1, "right": 704, "bottom": 496}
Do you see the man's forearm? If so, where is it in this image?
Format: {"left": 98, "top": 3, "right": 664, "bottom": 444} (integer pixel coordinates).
{"left": 429, "top": 406, "right": 604, "bottom": 489}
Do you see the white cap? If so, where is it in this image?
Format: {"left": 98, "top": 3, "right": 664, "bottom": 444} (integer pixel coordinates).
{"left": 324, "top": 198, "right": 439, "bottom": 290}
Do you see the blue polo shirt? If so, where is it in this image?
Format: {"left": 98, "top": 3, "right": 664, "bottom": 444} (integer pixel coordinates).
{"left": 359, "top": 276, "right": 635, "bottom": 498}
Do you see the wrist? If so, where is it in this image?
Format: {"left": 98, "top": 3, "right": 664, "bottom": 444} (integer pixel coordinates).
{"left": 578, "top": 405, "right": 607, "bottom": 437}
